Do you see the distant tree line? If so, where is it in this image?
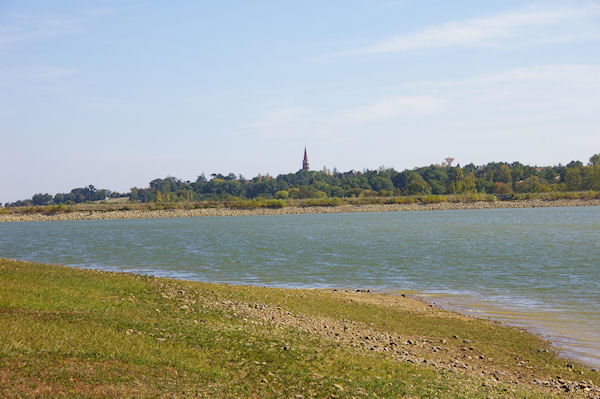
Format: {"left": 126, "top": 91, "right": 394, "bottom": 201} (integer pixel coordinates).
{"left": 4, "top": 154, "right": 600, "bottom": 207}
{"left": 4, "top": 185, "right": 126, "bottom": 207}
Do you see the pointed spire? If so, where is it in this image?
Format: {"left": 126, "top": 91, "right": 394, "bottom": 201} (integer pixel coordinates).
{"left": 302, "top": 147, "right": 310, "bottom": 171}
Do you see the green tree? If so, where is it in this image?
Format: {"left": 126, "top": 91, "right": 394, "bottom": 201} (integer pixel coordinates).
{"left": 31, "top": 193, "right": 53, "bottom": 206}
{"left": 510, "top": 163, "right": 525, "bottom": 186}
{"left": 463, "top": 171, "right": 477, "bottom": 193}
{"left": 274, "top": 190, "right": 289, "bottom": 199}
{"left": 589, "top": 153, "right": 600, "bottom": 168}
{"left": 451, "top": 168, "right": 477, "bottom": 194}
{"left": 492, "top": 182, "right": 512, "bottom": 194}
{"left": 405, "top": 172, "right": 431, "bottom": 195}
{"left": 583, "top": 166, "right": 600, "bottom": 190}
{"left": 368, "top": 175, "right": 394, "bottom": 192}
{"left": 565, "top": 168, "right": 583, "bottom": 191}
{"left": 515, "top": 176, "right": 542, "bottom": 193}
{"left": 495, "top": 165, "right": 512, "bottom": 186}
{"left": 540, "top": 167, "right": 557, "bottom": 185}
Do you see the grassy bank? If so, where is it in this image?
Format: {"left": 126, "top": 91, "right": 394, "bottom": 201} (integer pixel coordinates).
{"left": 0, "top": 259, "right": 598, "bottom": 397}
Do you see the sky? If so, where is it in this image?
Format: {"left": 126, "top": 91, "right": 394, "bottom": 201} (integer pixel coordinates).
{"left": 1, "top": 0, "right": 600, "bottom": 203}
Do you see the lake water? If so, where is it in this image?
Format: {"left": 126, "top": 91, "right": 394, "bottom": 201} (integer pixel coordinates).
{"left": 1, "top": 207, "right": 599, "bottom": 367}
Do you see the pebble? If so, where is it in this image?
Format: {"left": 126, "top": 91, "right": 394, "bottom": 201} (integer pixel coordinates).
{"left": 333, "top": 384, "right": 344, "bottom": 391}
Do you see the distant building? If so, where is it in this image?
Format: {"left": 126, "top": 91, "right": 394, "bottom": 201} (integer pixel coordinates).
{"left": 302, "top": 147, "right": 310, "bottom": 171}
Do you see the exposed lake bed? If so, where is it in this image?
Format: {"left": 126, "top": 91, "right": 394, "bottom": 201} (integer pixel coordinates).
{"left": 1, "top": 197, "right": 599, "bottom": 222}
{"left": 1, "top": 206, "right": 599, "bottom": 369}
{"left": 4, "top": 258, "right": 599, "bottom": 397}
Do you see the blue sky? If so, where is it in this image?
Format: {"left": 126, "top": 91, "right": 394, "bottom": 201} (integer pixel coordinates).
{"left": 1, "top": 0, "right": 599, "bottom": 203}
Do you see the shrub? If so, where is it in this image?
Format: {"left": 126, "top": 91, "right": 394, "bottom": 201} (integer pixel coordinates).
{"left": 361, "top": 190, "right": 379, "bottom": 197}
{"left": 395, "top": 197, "right": 416, "bottom": 204}
{"left": 262, "top": 199, "right": 286, "bottom": 208}
{"left": 43, "top": 204, "right": 65, "bottom": 215}
{"left": 274, "top": 190, "right": 289, "bottom": 199}
{"left": 459, "top": 193, "right": 497, "bottom": 202}
{"left": 228, "top": 200, "right": 263, "bottom": 209}
{"left": 418, "top": 195, "right": 447, "bottom": 204}
{"left": 492, "top": 182, "right": 512, "bottom": 194}
{"left": 515, "top": 176, "right": 542, "bottom": 193}
{"left": 355, "top": 197, "right": 385, "bottom": 205}
{"left": 193, "top": 202, "right": 206, "bottom": 209}
{"left": 300, "top": 198, "right": 342, "bottom": 207}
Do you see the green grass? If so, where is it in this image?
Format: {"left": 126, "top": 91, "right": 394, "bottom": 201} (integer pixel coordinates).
{"left": 1, "top": 259, "right": 598, "bottom": 398}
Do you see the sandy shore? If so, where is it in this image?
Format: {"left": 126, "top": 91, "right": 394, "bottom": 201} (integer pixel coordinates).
{"left": 1, "top": 198, "right": 599, "bottom": 222}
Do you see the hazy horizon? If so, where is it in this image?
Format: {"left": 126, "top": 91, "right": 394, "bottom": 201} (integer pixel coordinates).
{"left": 2, "top": 1, "right": 599, "bottom": 203}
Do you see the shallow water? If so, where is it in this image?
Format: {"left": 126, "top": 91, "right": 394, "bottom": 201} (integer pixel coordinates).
{"left": 1, "top": 207, "right": 599, "bottom": 366}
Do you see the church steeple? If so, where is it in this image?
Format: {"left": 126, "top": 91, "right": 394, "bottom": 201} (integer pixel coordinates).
{"left": 302, "top": 147, "right": 309, "bottom": 171}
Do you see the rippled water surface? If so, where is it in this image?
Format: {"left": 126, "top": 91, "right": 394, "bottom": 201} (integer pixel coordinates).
{"left": 1, "top": 207, "right": 599, "bottom": 366}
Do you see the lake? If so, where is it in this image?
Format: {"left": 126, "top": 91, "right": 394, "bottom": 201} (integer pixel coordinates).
{"left": 1, "top": 207, "right": 599, "bottom": 367}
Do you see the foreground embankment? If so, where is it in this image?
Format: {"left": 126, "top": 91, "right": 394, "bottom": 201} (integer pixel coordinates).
{"left": 1, "top": 198, "right": 599, "bottom": 222}
{"left": 1, "top": 258, "right": 598, "bottom": 398}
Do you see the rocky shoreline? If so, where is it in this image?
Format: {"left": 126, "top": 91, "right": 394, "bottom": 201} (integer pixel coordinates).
{"left": 1, "top": 198, "right": 599, "bottom": 222}
{"left": 2, "top": 258, "right": 600, "bottom": 397}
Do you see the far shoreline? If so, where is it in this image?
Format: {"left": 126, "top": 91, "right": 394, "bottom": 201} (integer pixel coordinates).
{"left": 1, "top": 197, "right": 599, "bottom": 222}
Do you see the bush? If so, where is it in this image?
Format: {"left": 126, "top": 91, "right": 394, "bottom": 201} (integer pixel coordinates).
{"left": 458, "top": 193, "right": 497, "bottom": 202}
{"left": 262, "top": 199, "right": 286, "bottom": 208}
{"left": 274, "top": 190, "right": 289, "bottom": 199}
{"left": 492, "top": 182, "right": 512, "bottom": 194}
{"left": 515, "top": 176, "right": 542, "bottom": 193}
{"left": 394, "top": 197, "right": 417, "bottom": 204}
{"left": 418, "top": 195, "right": 447, "bottom": 204}
{"left": 43, "top": 204, "right": 65, "bottom": 215}
{"left": 228, "top": 200, "right": 263, "bottom": 209}
{"left": 355, "top": 197, "right": 386, "bottom": 205}
{"left": 300, "top": 198, "right": 342, "bottom": 207}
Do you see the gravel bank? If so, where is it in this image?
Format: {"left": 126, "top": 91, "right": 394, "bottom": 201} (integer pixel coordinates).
{"left": 1, "top": 198, "right": 599, "bottom": 222}
{"left": 157, "top": 282, "right": 599, "bottom": 398}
